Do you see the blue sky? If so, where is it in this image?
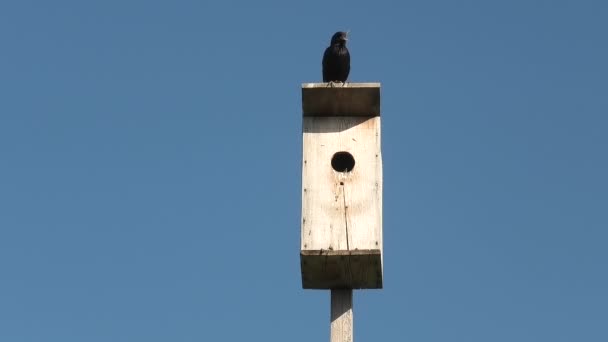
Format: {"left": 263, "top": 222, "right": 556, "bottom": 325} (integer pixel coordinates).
{"left": 1, "top": 1, "right": 607, "bottom": 341}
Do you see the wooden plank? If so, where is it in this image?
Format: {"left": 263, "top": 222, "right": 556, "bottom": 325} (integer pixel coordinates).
{"left": 331, "top": 289, "right": 353, "bottom": 342}
{"left": 301, "top": 115, "right": 383, "bottom": 289}
{"left": 302, "top": 117, "right": 382, "bottom": 252}
{"left": 302, "top": 83, "right": 380, "bottom": 117}
{"left": 300, "top": 250, "right": 382, "bottom": 289}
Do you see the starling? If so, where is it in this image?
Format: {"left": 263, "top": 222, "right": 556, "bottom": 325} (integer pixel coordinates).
{"left": 322, "top": 31, "right": 350, "bottom": 83}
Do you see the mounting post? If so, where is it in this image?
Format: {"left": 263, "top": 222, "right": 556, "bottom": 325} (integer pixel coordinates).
{"left": 331, "top": 289, "right": 353, "bottom": 342}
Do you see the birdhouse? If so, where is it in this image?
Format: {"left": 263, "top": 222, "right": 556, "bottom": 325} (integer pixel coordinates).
{"left": 300, "top": 83, "right": 383, "bottom": 289}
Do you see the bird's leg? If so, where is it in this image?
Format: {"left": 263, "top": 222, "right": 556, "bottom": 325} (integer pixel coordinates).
{"left": 327, "top": 81, "right": 336, "bottom": 88}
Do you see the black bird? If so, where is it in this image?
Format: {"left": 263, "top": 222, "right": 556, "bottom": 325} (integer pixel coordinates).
{"left": 322, "top": 31, "right": 350, "bottom": 83}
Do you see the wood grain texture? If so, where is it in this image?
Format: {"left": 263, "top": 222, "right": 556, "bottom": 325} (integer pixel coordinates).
{"left": 301, "top": 116, "right": 383, "bottom": 289}
{"left": 331, "top": 289, "right": 353, "bottom": 342}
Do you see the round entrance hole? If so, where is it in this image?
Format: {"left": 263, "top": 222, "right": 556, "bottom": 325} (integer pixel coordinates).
{"left": 331, "top": 151, "right": 355, "bottom": 173}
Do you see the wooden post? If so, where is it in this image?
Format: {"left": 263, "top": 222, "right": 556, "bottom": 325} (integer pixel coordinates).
{"left": 331, "top": 289, "right": 353, "bottom": 342}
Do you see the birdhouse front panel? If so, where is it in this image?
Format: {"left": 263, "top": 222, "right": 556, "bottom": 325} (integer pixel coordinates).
{"left": 300, "top": 83, "right": 383, "bottom": 290}
{"left": 302, "top": 116, "right": 382, "bottom": 252}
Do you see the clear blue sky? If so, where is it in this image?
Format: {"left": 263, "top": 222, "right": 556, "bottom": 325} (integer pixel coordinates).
{"left": 1, "top": 1, "right": 607, "bottom": 341}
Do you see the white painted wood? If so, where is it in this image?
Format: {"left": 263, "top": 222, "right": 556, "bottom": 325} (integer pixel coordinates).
{"left": 331, "top": 289, "right": 353, "bottom": 342}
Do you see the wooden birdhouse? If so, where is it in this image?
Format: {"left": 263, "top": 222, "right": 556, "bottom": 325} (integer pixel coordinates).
{"left": 300, "top": 83, "right": 383, "bottom": 289}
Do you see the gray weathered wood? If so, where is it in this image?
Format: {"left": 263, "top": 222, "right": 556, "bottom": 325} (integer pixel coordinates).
{"left": 331, "top": 289, "right": 353, "bottom": 342}
{"left": 302, "top": 83, "right": 380, "bottom": 117}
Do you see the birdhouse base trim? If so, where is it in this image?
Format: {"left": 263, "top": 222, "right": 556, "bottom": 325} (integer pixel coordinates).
{"left": 300, "top": 249, "right": 383, "bottom": 289}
